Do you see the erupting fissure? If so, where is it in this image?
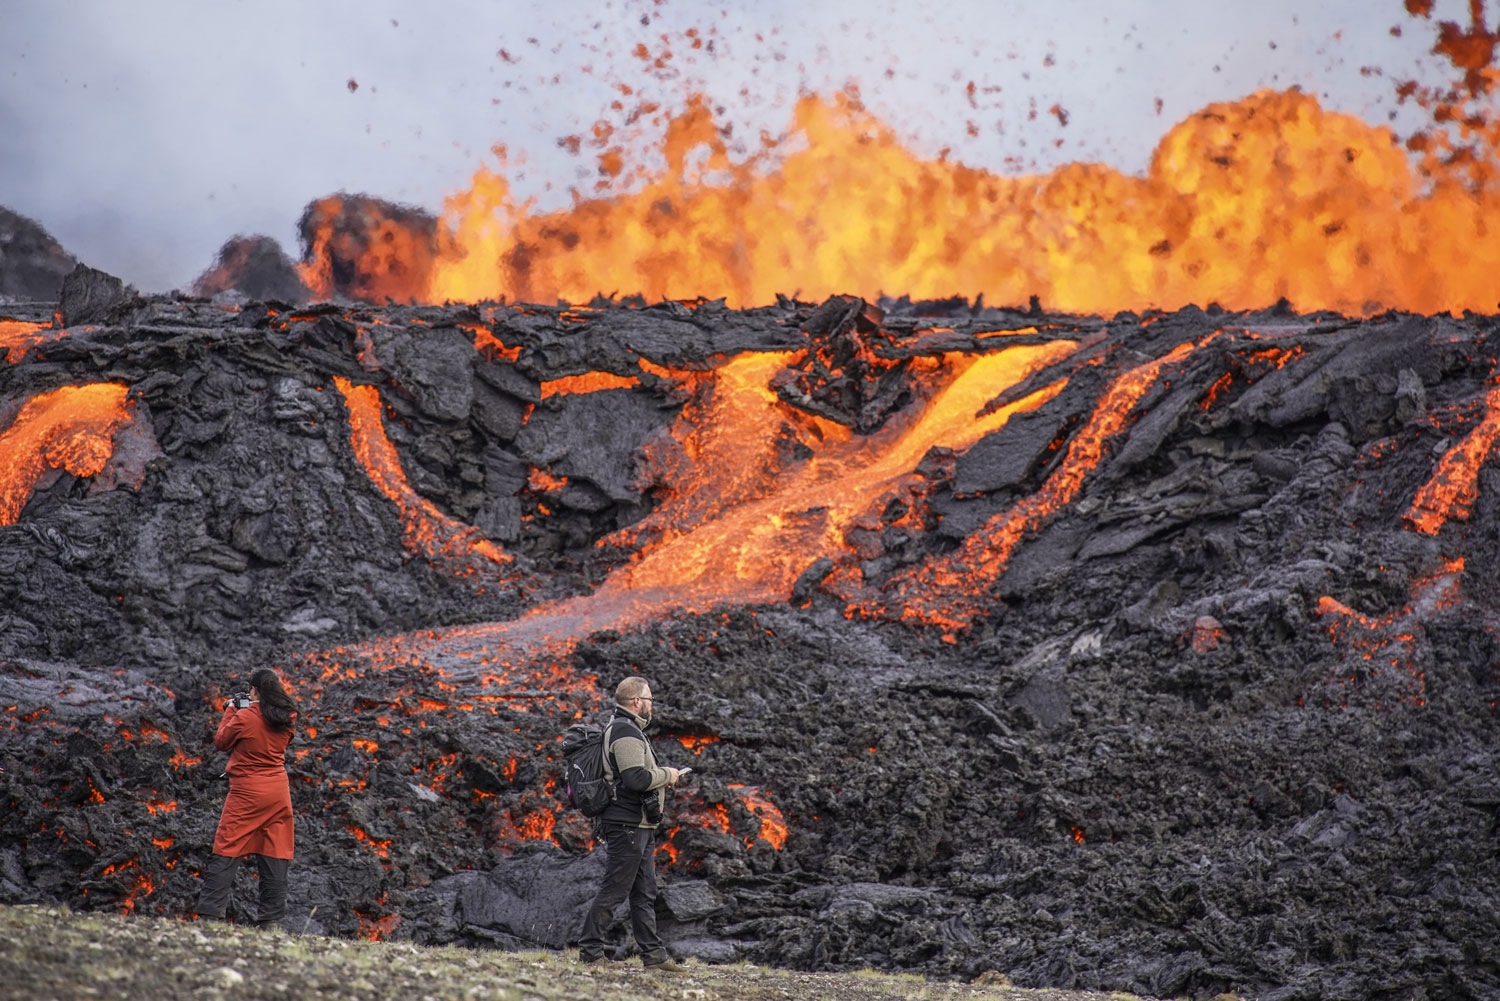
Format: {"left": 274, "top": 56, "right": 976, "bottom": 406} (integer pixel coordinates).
{"left": 299, "top": 87, "right": 1500, "bottom": 316}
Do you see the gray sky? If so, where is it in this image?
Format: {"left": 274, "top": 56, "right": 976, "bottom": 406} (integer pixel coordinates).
{"left": 0, "top": 0, "right": 1458, "bottom": 292}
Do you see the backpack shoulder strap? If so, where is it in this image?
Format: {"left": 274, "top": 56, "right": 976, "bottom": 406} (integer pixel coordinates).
{"left": 601, "top": 717, "right": 618, "bottom": 782}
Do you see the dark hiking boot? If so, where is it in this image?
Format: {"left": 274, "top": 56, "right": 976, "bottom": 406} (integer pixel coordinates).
{"left": 578, "top": 952, "right": 608, "bottom": 964}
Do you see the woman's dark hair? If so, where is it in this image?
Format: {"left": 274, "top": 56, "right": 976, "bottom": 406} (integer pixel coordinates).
{"left": 250, "top": 668, "right": 297, "bottom": 732}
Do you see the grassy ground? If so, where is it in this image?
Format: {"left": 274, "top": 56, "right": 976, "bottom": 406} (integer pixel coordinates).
{"left": 0, "top": 903, "right": 1162, "bottom": 1001}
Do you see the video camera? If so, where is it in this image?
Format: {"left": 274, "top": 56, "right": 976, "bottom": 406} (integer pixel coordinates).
{"left": 225, "top": 692, "right": 252, "bottom": 709}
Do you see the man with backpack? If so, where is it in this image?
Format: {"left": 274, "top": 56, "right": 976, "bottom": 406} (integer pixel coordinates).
{"left": 577, "top": 677, "right": 687, "bottom": 972}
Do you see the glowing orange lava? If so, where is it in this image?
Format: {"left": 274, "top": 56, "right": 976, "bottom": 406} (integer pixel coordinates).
{"left": 345, "top": 823, "right": 392, "bottom": 858}
{"left": 1405, "top": 381, "right": 1500, "bottom": 534}
{"left": 0, "top": 318, "right": 56, "bottom": 362}
{"left": 333, "top": 376, "right": 512, "bottom": 569}
{"left": 540, "top": 371, "right": 640, "bottom": 398}
{"left": 0, "top": 383, "right": 134, "bottom": 525}
{"left": 729, "top": 784, "right": 788, "bottom": 850}
{"left": 1316, "top": 558, "right": 1465, "bottom": 708}
{"left": 860, "top": 341, "right": 1199, "bottom": 631}
{"left": 599, "top": 342, "right": 1074, "bottom": 610}
{"left": 329, "top": 338, "right": 1089, "bottom": 665}
{"left": 299, "top": 87, "right": 1500, "bottom": 316}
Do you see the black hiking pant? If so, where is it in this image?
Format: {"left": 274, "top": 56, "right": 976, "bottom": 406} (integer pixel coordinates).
{"left": 578, "top": 824, "right": 666, "bottom": 964}
{"left": 197, "top": 853, "right": 290, "bottom": 925}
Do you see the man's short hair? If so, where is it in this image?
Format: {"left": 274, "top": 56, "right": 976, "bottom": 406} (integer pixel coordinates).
{"left": 615, "top": 677, "right": 651, "bottom": 705}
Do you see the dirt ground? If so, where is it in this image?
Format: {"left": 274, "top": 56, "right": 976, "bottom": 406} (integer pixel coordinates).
{"left": 0, "top": 903, "right": 1168, "bottom": 1001}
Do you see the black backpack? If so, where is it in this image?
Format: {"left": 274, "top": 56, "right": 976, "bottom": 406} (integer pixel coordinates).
{"left": 562, "top": 718, "right": 617, "bottom": 817}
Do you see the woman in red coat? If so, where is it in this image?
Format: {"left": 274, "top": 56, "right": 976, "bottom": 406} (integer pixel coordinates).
{"left": 196, "top": 668, "right": 298, "bottom": 925}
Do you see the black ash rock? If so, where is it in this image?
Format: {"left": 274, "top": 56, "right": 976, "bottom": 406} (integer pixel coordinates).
{"left": 771, "top": 295, "right": 915, "bottom": 432}
{"left": 190, "top": 234, "right": 311, "bottom": 304}
{"left": 0, "top": 284, "right": 1498, "bottom": 1000}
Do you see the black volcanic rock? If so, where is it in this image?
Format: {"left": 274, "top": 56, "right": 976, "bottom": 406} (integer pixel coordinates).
{"left": 771, "top": 295, "right": 914, "bottom": 432}
{"left": 513, "top": 387, "right": 678, "bottom": 508}
{"left": 58, "top": 263, "right": 138, "bottom": 327}
{"left": 1, "top": 294, "right": 1498, "bottom": 1000}
{"left": 190, "top": 234, "right": 311, "bottom": 303}
{"left": 0, "top": 206, "right": 77, "bottom": 302}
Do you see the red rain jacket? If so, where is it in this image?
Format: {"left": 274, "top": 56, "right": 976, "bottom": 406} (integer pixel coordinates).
{"left": 211, "top": 703, "right": 295, "bottom": 859}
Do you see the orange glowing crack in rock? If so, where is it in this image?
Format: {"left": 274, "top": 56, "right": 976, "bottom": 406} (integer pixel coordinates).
{"left": 1316, "top": 558, "right": 1465, "bottom": 707}
{"left": 728, "top": 784, "right": 789, "bottom": 850}
{"left": 1404, "top": 381, "right": 1500, "bottom": 535}
{"left": 302, "top": 89, "right": 1500, "bottom": 316}
{"left": 862, "top": 340, "right": 1200, "bottom": 632}
{"left": 540, "top": 371, "right": 640, "bottom": 398}
{"left": 333, "top": 376, "right": 511, "bottom": 570}
{"left": 0, "top": 383, "right": 135, "bottom": 525}
{"left": 459, "top": 320, "right": 522, "bottom": 362}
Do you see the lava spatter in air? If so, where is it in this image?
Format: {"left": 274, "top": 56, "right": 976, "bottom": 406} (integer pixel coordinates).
{"left": 303, "top": 85, "right": 1500, "bottom": 316}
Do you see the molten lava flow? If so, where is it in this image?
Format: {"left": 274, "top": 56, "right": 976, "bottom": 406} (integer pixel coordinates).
{"left": 862, "top": 341, "right": 1199, "bottom": 632}
{"left": 333, "top": 376, "right": 511, "bottom": 571}
{"left": 608, "top": 351, "right": 806, "bottom": 558}
{"left": 0, "top": 319, "right": 57, "bottom": 362}
{"left": 304, "top": 86, "right": 1500, "bottom": 315}
{"left": 1404, "top": 381, "right": 1500, "bottom": 534}
{"left": 540, "top": 371, "right": 640, "bottom": 398}
{"left": 0, "top": 383, "right": 135, "bottom": 525}
{"left": 335, "top": 341, "right": 1075, "bottom": 663}
{"left": 596, "top": 342, "right": 1075, "bottom": 612}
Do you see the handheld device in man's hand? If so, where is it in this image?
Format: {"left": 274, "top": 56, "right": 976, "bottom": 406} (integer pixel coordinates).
{"left": 678, "top": 766, "right": 693, "bottom": 777}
